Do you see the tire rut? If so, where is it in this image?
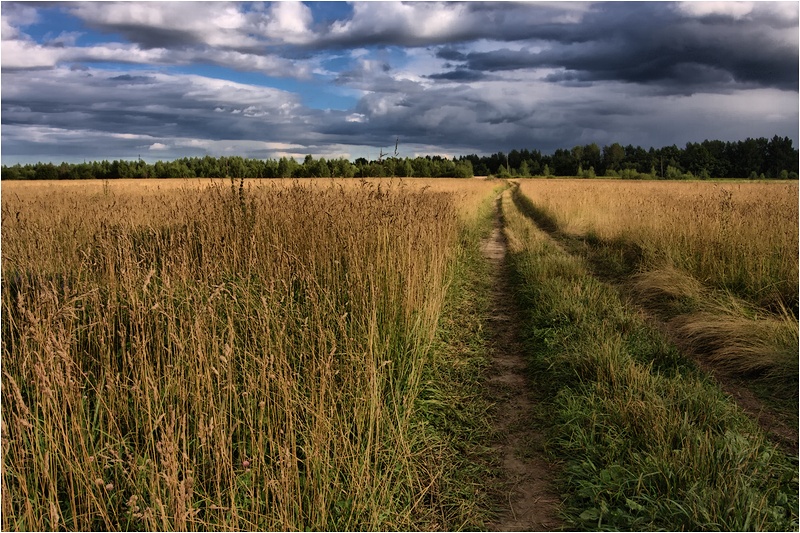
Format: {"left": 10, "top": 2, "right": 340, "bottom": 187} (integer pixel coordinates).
{"left": 482, "top": 194, "right": 563, "bottom": 532}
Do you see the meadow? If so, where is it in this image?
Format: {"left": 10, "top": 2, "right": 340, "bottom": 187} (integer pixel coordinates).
{"left": 1, "top": 177, "right": 500, "bottom": 530}
{"left": 502, "top": 183, "right": 798, "bottom": 529}
{"left": 516, "top": 179, "right": 799, "bottom": 310}
{"left": 2, "top": 176, "right": 798, "bottom": 531}
{"left": 516, "top": 179, "right": 799, "bottom": 405}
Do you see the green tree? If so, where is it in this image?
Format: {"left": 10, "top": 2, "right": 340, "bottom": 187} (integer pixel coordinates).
{"left": 277, "top": 157, "right": 296, "bottom": 178}
{"left": 766, "top": 135, "right": 797, "bottom": 178}
{"left": 551, "top": 148, "right": 577, "bottom": 176}
{"left": 454, "top": 159, "right": 473, "bottom": 178}
{"left": 519, "top": 160, "right": 530, "bottom": 177}
{"left": 602, "top": 143, "right": 625, "bottom": 173}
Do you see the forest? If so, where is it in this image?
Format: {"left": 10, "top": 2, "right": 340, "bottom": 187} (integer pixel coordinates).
{"left": 2, "top": 136, "right": 797, "bottom": 180}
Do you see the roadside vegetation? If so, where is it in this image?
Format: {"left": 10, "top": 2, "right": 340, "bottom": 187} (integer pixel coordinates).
{"left": 516, "top": 180, "right": 799, "bottom": 429}
{"left": 1, "top": 178, "right": 500, "bottom": 531}
{"left": 501, "top": 184, "right": 798, "bottom": 530}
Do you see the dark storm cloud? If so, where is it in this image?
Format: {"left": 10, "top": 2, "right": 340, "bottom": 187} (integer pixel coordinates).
{"left": 108, "top": 74, "right": 157, "bottom": 84}
{"left": 436, "top": 2, "right": 798, "bottom": 93}
{"left": 426, "top": 68, "right": 489, "bottom": 82}
{"left": 1, "top": 1, "right": 798, "bottom": 165}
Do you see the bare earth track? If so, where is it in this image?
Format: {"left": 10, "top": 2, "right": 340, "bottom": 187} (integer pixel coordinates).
{"left": 482, "top": 196, "right": 563, "bottom": 532}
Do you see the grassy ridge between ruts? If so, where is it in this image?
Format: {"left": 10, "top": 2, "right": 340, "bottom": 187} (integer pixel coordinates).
{"left": 501, "top": 185, "right": 798, "bottom": 530}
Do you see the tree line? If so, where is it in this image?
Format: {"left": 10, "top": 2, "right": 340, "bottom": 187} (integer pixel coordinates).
{"left": 2, "top": 136, "right": 797, "bottom": 180}
{"left": 0, "top": 154, "right": 474, "bottom": 181}
{"left": 462, "top": 136, "right": 798, "bottom": 180}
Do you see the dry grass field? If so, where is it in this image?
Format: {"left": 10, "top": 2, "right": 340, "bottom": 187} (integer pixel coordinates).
{"left": 3, "top": 176, "right": 797, "bottom": 531}
{"left": 517, "top": 179, "right": 799, "bottom": 310}
{"left": 501, "top": 184, "right": 798, "bottom": 530}
{"left": 517, "top": 179, "right": 799, "bottom": 393}
{"left": 1, "top": 177, "right": 500, "bottom": 531}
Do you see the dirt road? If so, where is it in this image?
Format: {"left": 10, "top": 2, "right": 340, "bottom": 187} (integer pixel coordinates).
{"left": 482, "top": 194, "right": 562, "bottom": 531}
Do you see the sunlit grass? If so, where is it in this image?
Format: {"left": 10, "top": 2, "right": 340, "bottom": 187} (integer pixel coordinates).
{"left": 1, "top": 177, "right": 499, "bottom": 531}
{"left": 500, "top": 186, "right": 799, "bottom": 530}
{"left": 515, "top": 178, "right": 799, "bottom": 401}
{"left": 517, "top": 179, "right": 799, "bottom": 310}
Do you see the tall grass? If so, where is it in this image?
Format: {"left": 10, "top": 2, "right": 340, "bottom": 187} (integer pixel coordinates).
{"left": 516, "top": 179, "right": 799, "bottom": 402}
{"left": 517, "top": 179, "right": 798, "bottom": 311}
{"left": 1, "top": 178, "right": 495, "bottom": 530}
{"left": 500, "top": 188, "right": 799, "bottom": 530}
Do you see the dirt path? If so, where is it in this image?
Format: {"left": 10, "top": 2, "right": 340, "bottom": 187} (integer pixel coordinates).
{"left": 482, "top": 195, "right": 562, "bottom": 532}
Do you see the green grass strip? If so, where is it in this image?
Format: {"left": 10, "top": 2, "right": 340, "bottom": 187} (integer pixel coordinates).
{"left": 502, "top": 187, "right": 798, "bottom": 531}
{"left": 410, "top": 185, "right": 505, "bottom": 530}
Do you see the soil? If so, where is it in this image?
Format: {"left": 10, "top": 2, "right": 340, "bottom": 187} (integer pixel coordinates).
{"left": 481, "top": 195, "right": 563, "bottom": 532}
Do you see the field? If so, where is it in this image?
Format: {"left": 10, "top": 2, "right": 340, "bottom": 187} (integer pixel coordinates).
{"left": 1, "top": 178, "right": 501, "bottom": 530}
{"left": 516, "top": 179, "right": 799, "bottom": 310}
{"left": 1, "top": 176, "right": 797, "bottom": 531}
{"left": 501, "top": 182, "right": 798, "bottom": 529}
{"left": 515, "top": 180, "right": 799, "bottom": 414}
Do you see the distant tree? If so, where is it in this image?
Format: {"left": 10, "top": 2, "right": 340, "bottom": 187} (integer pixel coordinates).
{"left": 665, "top": 165, "right": 684, "bottom": 180}
{"left": 454, "top": 159, "right": 473, "bottom": 178}
{"left": 602, "top": 143, "right": 625, "bottom": 173}
{"left": 1, "top": 165, "right": 22, "bottom": 180}
{"left": 551, "top": 148, "right": 577, "bottom": 176}
{"left": 732, "top": 138, "right": 769, "bottom": 179}
{"left": 412, "top": 157, "right": 432, "bottom": 177}
{"left": 681, "top": 142, "right": 714, "bottom": 177}
{"left": 583, "top": 143, "right": 602, "bottom": 173}
{"left": 277, "top": 157, "right": 296, "bottom": 178}
{"left": 766, "top": 135, "right": 797, "bottom": 178}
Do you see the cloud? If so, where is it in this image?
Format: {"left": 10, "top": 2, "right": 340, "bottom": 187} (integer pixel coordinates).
{"left": 1, "top": 39, "right": 67, "bottom": 69}
{"left": 1, "top": 3, "right": 39, "bottom": 40}
{"left": 1, "top": 66, "right": 306, "bottom": 144}
{"left": 1, "top": 2, "right": 797, "bottom": 166}
{"left": 69, "top": 2, "right": 255, "bottom": 49}
{"left": 433, "top": 2, "right": 798, "bottom": 93}
{"left": 319, "top": 2, "right": 593, "bottom": 48}
{"left": 254, "top": 1, "right": 315, "bottom": 45}
{"left": 426, "top": 68, "right": 489, "bottom": 82}
{"left": 677, "top": 1, "right": 756, "bottom": 20}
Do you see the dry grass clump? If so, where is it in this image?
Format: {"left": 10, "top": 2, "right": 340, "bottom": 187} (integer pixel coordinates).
{"left": 630, "top": 266, "right": 799, "bottom": 386}
{"left": 517, "top": 179, "right": 798, "bottom": 310}
{"left": 1, "top": 178, "right": 491, "bottom": 530}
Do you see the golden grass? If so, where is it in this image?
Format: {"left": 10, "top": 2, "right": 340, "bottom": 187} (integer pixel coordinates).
{"left": 517, "top": 179, "right": 799, "bottom": 309}
{"left": 516, "top": 179, "right": 799, "bottom": 390}
{"left": 1, "top": 177, "right": 499, "bottom": 530}
{"left": 500, "top": 185, "right": 798, "bottom": 530}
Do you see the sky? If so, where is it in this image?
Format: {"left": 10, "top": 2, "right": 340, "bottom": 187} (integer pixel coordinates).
{"left": 1, "top": 1, "right": 798, "bottom": 165}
